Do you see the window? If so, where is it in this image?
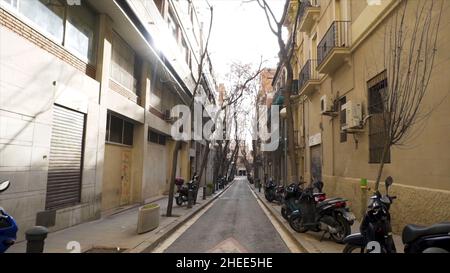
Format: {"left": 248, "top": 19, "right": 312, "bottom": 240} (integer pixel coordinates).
{"left": 150, "top": 78, "right": 164, "bottom": 111}
{"left": 1, "top": 0, "right": 97, "bottom": 64}
{"left": 148, "top": 130, "right": 166, "bottom": 145}
{"left": 339, "top": 96, "right": 347, "bottom": 143}
{"left": 181, "top": 38, "right": 190, "bottom": 66}
{"left": 105, "top": 112, "right": 134, "bottom": 146}
{"left": 64, "top": 3, "right": 97, "bottom": 63}
{"left": 111, "top": 32, "right": 136, "bottom": 92}
{"left": 167, "top": 9, "right": 179, "bottom": 42}
{"left": 368, "top": 70, "right": 390, "bottom": 164}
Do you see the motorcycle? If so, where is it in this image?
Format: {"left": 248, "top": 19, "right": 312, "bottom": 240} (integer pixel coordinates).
{"left": 175, "top": 176, "right": 198, "bottom": 206}
{"left": 343, "top": 176, "right": 450, "bottom": 253}
{"left": 289, "top": 180, "right": 355, "bottom": 243}
{"left": 281, "top": 182, "right": 305, "bottom": 220}
{"left": 216, "top": 176, "right": 225, "bottom": 189}
{"left": 264, "top": 179, "right": 284, "bottom": 203}
{"left": 0, "top": 180, "right": 18, "bottom": 253}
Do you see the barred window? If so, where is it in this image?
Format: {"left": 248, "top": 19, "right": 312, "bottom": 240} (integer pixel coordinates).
{"left": 368, "top": 71, "right": 390, "bottom": 164}
{"left": 148, "top": 130, "right": 167, "bottom": 146}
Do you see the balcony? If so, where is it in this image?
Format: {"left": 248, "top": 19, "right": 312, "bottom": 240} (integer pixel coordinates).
{"left": 298, "top": 0, "right": 320, "bottom": 34}
{"left": 317, "top": 21, "right": 351, "bottom": 75}
{"left": 298, "top": 59, "right": 320, "bottom": 96}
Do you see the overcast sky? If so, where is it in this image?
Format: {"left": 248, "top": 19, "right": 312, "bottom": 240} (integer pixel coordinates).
{"left": 202, "top": 0, "right": 285, "bottom": 82}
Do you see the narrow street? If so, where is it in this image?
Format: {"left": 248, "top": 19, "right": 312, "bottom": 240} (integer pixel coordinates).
{"left": 157, "top": 177, "right": 290, "bottom": 253}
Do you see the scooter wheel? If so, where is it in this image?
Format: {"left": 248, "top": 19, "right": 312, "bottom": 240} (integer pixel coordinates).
{"left": 289, "top": 214, "right": 308, "bottom": 233}
{"left": 281, "top": 207, "right": 289, "bottom": 220}
{"left": 175, "top": 196, "right": 183, "bottom": 206}
{"left": 265, "top": 194, "right": 274, "bottom": 203}
{"left": 330, "top": 215, "right": 351, "bottom": 244}
{"left": 343, "top": 244, "right": 366, "bottom": 253}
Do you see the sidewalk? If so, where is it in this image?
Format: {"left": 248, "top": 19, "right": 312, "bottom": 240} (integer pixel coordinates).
{"left": 249, "top": 183, "right": 404, "bottom": 253}
{"left": 7, "top": 184, "right": 232, "bottom": 253}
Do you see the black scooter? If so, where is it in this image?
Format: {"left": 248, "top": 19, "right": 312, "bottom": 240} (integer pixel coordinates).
{"left": 343, "top": 176, "right": 450, "bottom": 253}
{"left": 264, "top": 179, "right": 284, "bottom": 203}
{"left": 281, "top": 182, "right": 304, "bottom": 220}
{"left": 289, "top": 181, "right": 355, "bottom": 243}
{"left": 175, "top": 176, "right": 198, "bottom": 206}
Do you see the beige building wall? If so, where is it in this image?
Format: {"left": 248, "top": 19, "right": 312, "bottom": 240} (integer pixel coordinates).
{"left": 0, "top": 14, "right": 103, "bottom": 239}
{"left": 293, "top": 0, "right": 450, "bottom": 233}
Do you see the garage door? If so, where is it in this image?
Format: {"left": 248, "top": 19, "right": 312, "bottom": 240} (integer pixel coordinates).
{"left": 146, "top": 142, "right": 168, "bottom": 197}
{"left": 45, "top": 105, "right": 85, "bottom": 210}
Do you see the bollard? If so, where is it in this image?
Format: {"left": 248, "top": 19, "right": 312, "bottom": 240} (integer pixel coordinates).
{"left": 26, "top": 226, "right": 48, "bottom": 253}
{"left": 187, "top": 189, "right": 193, "bottom": 208}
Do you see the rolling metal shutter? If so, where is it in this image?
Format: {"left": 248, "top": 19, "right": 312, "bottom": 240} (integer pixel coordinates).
{"left": 45, "top": 105, "right": 85, "bottom": 210}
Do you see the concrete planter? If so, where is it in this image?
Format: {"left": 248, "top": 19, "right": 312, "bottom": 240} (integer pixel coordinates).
{"left": 137, "top": 204, "right": 160, "bottom": 234}
{"left": 206, "top": 184, "right": 214, "bottom": 196}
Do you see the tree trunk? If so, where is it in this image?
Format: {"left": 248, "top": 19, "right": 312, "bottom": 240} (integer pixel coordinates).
{"left": 374, "top": 142, "right": 389, "bottom": 191}
{"left": 166, "top": 140, "right": 182, "bottom": 217}
{"left": 283, "top": 73, "right": 298, "bottom": 183}
{"left": 198, "top": 143, "right": 210, "bottom": 200}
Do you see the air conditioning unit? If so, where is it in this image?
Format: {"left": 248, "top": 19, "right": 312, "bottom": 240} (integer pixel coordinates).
{"left": 320, "top": 95, "right": 335, "bottom": 114}
{"left": 342, "top": 101, "right": 362, "bottom": 130}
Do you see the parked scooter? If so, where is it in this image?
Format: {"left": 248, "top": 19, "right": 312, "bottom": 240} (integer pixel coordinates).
{"left": 0, "top": 180, "right": 18, "bottom": 253}
{"left": 217, "top": 176, "right": 225, "bottom": 189}
{"left": 289, "top": 180, "right": 355, "bottom": 243}
{"left": 264, "top": 178, "right": 284, "bottom": 203}
{"left": 175, "top": 176, "right": 198, "bottom": 206}
{"left": 281, "top": 182, "right": 304, "bottom": 220}
{"left": 343, "top": 176, "right": 450, "bottom": 253}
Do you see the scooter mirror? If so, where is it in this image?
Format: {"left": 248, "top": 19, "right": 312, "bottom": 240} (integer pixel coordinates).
{"left": 0, "top": 180, "right": 10, "bottom": 192}
{"left": 385, "top": 176, "right": 393, "bottom": 194}
{"left": 385, "top": 176, "right": 393, "bottom": 187}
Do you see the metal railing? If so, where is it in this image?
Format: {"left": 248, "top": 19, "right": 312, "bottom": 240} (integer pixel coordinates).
{"left": 298, "top": 59, "right": 319, "bottom": 92}
{"left": 317, "top": 21, "right": 351, "bottom": 66}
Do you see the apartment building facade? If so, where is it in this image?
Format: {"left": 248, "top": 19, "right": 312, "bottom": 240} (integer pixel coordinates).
{"left": 0, "top": 0, "right": 217, "bottom": 240}
{"left": 276, "top": 0, "right": 450, "bottom": 232}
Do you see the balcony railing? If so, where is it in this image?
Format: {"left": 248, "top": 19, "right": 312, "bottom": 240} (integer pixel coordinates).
{"left": 298, "top": 59, "right": 319, "bottom": 92}
{"left": 317, "top": 21, "right": 351, "bottom": 66}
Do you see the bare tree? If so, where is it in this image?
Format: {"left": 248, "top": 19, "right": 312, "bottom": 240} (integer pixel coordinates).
{"left": 166, "top": 5, "right": 214, "bottom": 217}
{"left": 252, "top": 0, "right": 302, "bottom": 183}
{"left": 212, "top": 62, "right": 264, "bottom": 184}
{"left": 374, "top": 0, "right": 444, "bottom": 190}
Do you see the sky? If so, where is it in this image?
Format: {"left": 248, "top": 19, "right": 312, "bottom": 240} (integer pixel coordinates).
{"left": 199, "top": 0, "right": 285, "bottom": 82}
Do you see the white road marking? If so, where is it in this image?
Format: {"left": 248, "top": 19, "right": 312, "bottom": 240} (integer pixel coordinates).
{"left": 152, "top": 182, "right": 235, "bottom": 253}
{"left": 248, "top": 184, "right": 304, "bottom": 253}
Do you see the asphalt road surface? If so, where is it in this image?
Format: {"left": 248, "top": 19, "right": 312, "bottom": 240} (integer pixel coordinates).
{"left": 163, "top": 177, "right": 290, "bottom": 253}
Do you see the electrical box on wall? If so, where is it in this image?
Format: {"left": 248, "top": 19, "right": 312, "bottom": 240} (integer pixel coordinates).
{"left": 342, "top": 101, "right": 362, "bottom": 130}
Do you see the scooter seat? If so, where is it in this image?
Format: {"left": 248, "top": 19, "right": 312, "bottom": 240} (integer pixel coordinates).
{"left": 317, "top": 197, "right": 344, "bottom": 206}
{"left": 402, "top": 222, "right": 450, "bottom": 244}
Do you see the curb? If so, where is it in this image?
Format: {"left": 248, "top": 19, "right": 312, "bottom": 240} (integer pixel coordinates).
{"left": 127, "top": 181, "right": 235, "bottom": 253}
{"left": 249, "top": 184, "right": 313, "bottom": 253}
